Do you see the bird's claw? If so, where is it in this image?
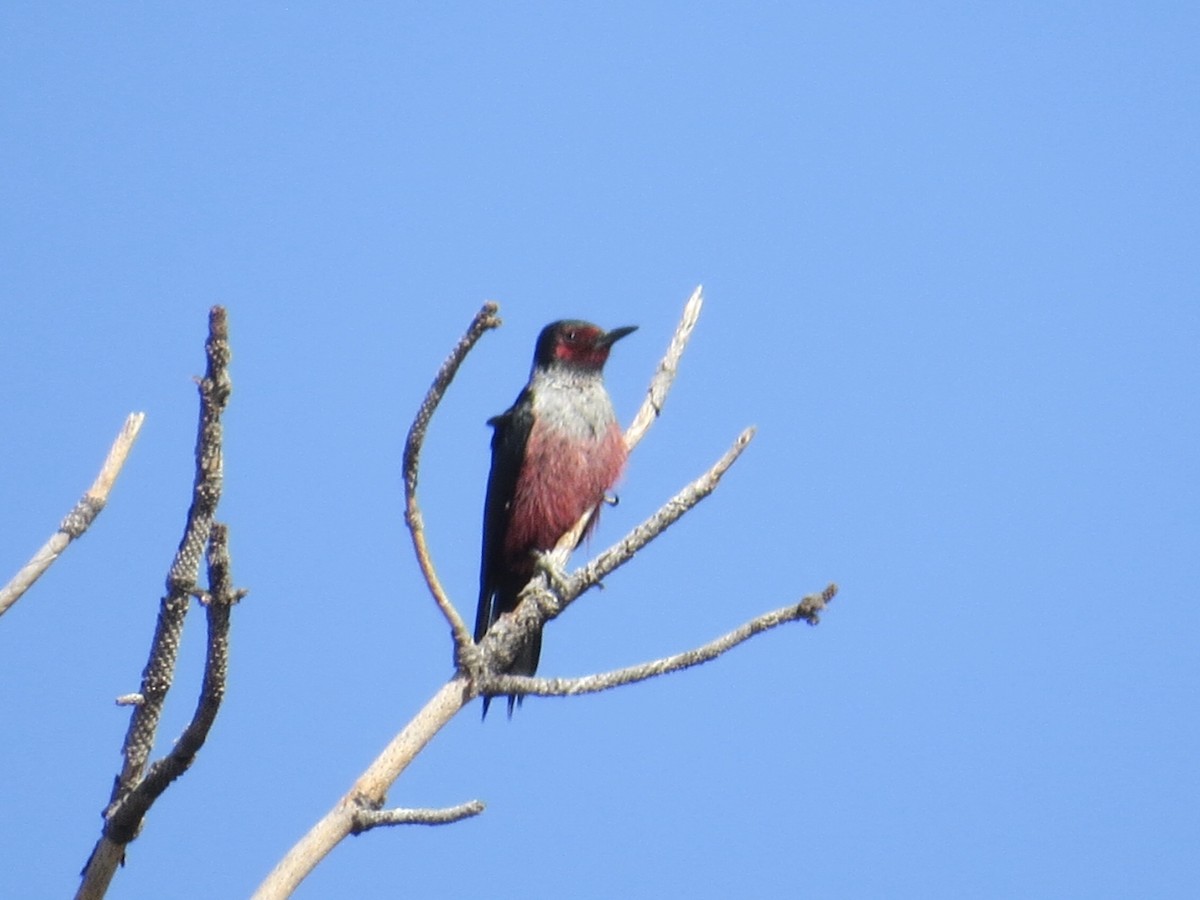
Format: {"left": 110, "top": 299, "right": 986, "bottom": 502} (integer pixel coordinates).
{"left": 532, "top": 550, "right": 572, "bottom": 598}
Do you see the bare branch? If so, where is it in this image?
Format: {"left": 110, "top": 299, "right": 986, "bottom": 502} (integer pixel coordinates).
{"left": 103, "top": 523, "right": 244, "bottom": 841}
{"left": 403, "top": 302, "right": 502, "bottom": 663}
{"left": 0, "top": 412, "right": 145, "bottom": 618}
{"left": 77, "top": 307, "right": 234, "bottom": 900}
{"left": 252, "top": 678, "right": 473, "bottom": 900}
{"left": 113, "top": 305, "right": 231, "bottom": 799}
{"left": 573, "top": 426, "right": 755, "bottom": 594}
{"left": 625, "top": 283, "right": 704, "bottom": 451}
{"left": 547, "top": 286, "right": 704, "bottom": 565}
{"left": 351, "top": 800, "right": 486, "bottom": 834}
{"left": 482, "top": 584, "right": 838, "bottom": 701}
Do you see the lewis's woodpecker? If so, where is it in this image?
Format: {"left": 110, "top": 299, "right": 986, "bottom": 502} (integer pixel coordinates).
{"left": 475, "top": 320, "right": 636, "bottom": 718}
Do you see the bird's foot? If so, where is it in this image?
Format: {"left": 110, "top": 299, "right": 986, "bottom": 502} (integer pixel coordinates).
{"left": 532, "top": 550, "right": 572, "bottom": 600}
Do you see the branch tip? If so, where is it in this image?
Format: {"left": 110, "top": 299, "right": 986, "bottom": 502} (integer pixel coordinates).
{"left": 483, "top": 581, "right": 837, "bottom": 701}
{"left": 0, "top": 411, "right": 146, "bottom": 619}
{"left": 351, "top": 800, "right": 486, "bottom": 834}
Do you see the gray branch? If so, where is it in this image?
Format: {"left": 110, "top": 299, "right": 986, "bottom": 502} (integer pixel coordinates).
{"left": 104, "top": 523, "right": 245, "bottom": 837}
{"left": 481, "top": 584, "right": 838, "bottom": 700}
{"left": 351, "top": 800, "right": 486, "bottom": 834}
{"left": 77, "top": 307, "right": 241, "bottom": 900}
{"left": 403, "top": 302, "right": 502, "bottom": 666}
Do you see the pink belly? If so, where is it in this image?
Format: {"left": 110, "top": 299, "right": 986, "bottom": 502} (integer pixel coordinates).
{"left": 504, "top": 421, "right": 626, "bottom": 564}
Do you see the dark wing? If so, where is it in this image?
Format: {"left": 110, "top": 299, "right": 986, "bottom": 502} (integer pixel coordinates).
{"left": 475, "top": 389, "right": 534, "bottom": 643}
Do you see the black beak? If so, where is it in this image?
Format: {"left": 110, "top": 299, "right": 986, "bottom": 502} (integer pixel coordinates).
{"left": 598, "top": 325, "right": 638, "bottom": 348}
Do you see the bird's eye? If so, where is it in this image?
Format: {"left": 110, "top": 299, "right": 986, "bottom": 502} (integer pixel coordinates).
{"left": 565, "top": 330, "right": 578, "bottom": 342}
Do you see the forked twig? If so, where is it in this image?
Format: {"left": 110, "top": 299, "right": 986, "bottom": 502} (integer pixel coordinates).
{"left": 77, "top": 307, "right": 240, "bottom": 900}
{"left": 102, "top": 524, "right": 246, "bottom": 839}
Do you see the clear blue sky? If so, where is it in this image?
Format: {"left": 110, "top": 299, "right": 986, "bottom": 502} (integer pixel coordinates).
{"left": 2, "top": 4, "right": 1197, "bottom": 898}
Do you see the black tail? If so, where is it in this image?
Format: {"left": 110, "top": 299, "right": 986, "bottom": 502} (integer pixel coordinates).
{"left": 480, "top": 625, "right": 542, "bottom": 721}
{"left": 479, "top": 692, "right": 521, "bottom": 720}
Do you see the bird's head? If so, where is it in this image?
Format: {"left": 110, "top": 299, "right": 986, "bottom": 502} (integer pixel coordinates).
{"left": 533, "top": 320, "right": 637, "bottom": 372}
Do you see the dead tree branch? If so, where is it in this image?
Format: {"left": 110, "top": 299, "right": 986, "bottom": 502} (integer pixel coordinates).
{"left": 252, "top": 677, "right": 475, "bottom": 900}
{"left": 103, "top": 523, "right": 245, "bottom": 835}
{"left": 404, "top": 301, "right": 502, "bottom": 666}
{"left": 351, "top": 800, "right": 486, "bottom": 834}
{"left": 625, "top": 283, "right": 704, "bottom": 451}
{"left": 576, "top": 428, "right": 753, "bottom": 590}
{"left": 483, "top": 584, "right": 838, "bottom": 700}
{"left": 77, "top": 307, "right": 239, "bottom": 900}
{"left": 0, "top": 412, "right": 145, "bottom": 618}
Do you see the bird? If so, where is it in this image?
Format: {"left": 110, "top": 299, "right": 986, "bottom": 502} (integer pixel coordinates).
{"left": 475, "top": 319, "right": 636, "bottom": 718}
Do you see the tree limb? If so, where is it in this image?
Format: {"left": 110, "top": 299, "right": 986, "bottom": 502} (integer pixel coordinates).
{"left": 103, "top": 523, "right": 245, "bottom": 839}
{"left": 251, "top": 678, "right": 474, "bottom": 900}
{"left": 77, "top": 307, "right": 237, "bottom": 900}
{"left": 482, "top": 583, "right": 838, "bottom": 700}
{"left": 403, "top": 302, "right": 502, "bottom": 667}
{"left": 351, "top": 800, "right": 486, "bottom": 834}
{"left": 255, "top": 304, "right": 508, "bottom": 899}
{"left": 0, "top": 412, "right": 145, "bottom": 618}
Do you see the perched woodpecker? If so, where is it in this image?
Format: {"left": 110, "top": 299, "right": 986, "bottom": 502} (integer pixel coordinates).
{"left": 476, "top": 320, "right": 636, "bottom": 718}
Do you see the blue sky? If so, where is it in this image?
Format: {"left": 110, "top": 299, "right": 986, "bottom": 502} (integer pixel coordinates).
{"left": 2, "top": 4, "right": 1197, "bottom": 898}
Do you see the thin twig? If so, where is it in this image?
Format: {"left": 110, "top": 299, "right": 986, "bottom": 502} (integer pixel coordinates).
{"left": 0, "top": 412, "right": 145, "bottom": 618}
{"left": 574, "top": 426, "right": 754, "bottom": 594}
{"left": 482, "top": 584, "right": 838, "bottom": 700}
{"left": 625, "top": 283, "right": 704, "bottom": 451}
{"left": 403, "top": 302, "right": 502, "bottom": 661}
{"left": 351, "top": 800, "right": 486, "bottom": 834}
{"left": 77, "top": 307, "right": 234, "bottom": 900}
